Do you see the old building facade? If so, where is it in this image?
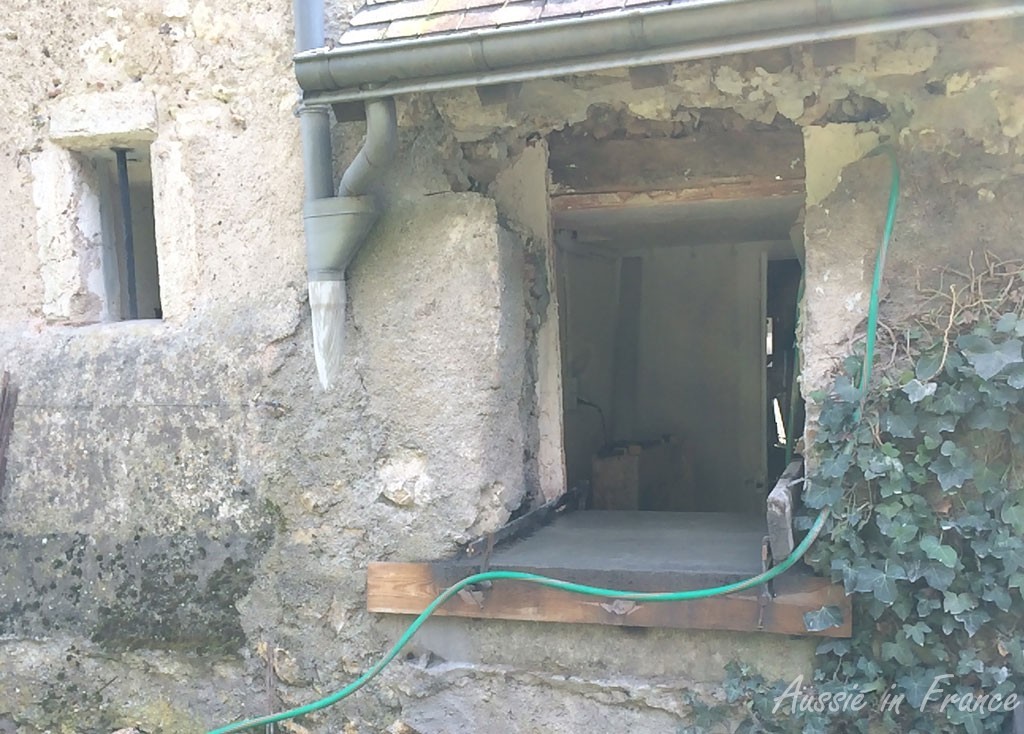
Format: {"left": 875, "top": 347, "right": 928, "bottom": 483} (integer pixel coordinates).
{"left": 2, "top": 0, "right": 1024, "bottom": 732}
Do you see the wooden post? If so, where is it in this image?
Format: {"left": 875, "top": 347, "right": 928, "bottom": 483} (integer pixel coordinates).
{"left": 767, "top": 459, "right": 804, "bottom": 564}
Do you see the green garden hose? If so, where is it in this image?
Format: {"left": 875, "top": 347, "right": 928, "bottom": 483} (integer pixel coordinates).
{"left": 209, "top": 145, "right": 901, "bottom": 734}
{"left": 859, "top": 145, "right": 901, "bottom": 403}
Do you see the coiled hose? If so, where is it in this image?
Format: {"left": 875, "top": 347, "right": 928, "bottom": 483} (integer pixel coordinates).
{"left": 209, "top": 144, "right": 900, "bottom": 734}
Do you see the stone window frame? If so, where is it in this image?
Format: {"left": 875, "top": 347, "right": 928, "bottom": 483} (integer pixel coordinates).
{"left": 32, "top": 87, "right": 196, "bottom": 325}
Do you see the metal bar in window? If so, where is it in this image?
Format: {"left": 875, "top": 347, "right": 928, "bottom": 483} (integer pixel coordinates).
{"left": 112, "top": 147, "right": 139, "bottom": 320}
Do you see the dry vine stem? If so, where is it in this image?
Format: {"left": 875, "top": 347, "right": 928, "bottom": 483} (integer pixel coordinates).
{"left": 926, "top": 284, "right": 959, "bottom": 381}
{"left": 858, "top": 251, "right": 1023, "bottom": 383}
{"left": 876, "top": 251, "right": 1024, "bottom": 370}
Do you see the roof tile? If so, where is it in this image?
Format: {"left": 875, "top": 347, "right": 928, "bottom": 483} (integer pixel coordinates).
{"left": 460, "top": 1, "right": 546, "bottom": 31}
{"left": 431, "top": 0, "right": 525, "bottom": 14}
{"left": 384, "top": 10, "right": 467, "bottom": 38}
{"left": 339, "top": 22, "right": 390, "bottom": 45}
{"left": 349, "top": 0, "right": 438, "bottom": 27}
{"left": 540, "top": 0, "right": 623, "bottom": 19}
{"left": 341, "top": 0, "right": 680, "bottom": 45}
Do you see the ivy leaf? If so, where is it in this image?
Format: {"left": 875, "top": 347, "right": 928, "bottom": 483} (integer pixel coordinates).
{"left": 928, "top": 385, "right": 976, "bottom": 415}
{"left": 966, "top": 405, "right": 1010, "bottom": 431}
{"left": 898, "top": 671, "right": 942, "bottom": 709}
{"left": 946, "top": 706, "right": 986, "bottom": 734}
{"left": 903, "top": 621, "right": 931, "bottom": 645}
{"left": 924, "top": 563, "right": 956, "bottom": 590}
{"left": 816, "top": 638, "right": 851, "bottom": 656}
{"left": 917, "top": 596, "right": 941, "bottom": 616}
{"left": 920, "top": 535, "right": 958, "bottom": 568}
{"left": 804, "top": 479, "right": 844, "bottom": 509}
{"left": 819, "top": 450, "right": 853, "bottom": 479}
{"left": 979, "top": 380, "right": 1020, "bottom": 406}
{"left": 853, "top": 564, "right": 904, "bottom": 604}
{"left": 919, "top": 412, "right": 958, "bottom": 436}
{"left": 930, "top": 456, "right": 973, "bottom": 491}
{"left": 944, "top": 592, "right": 977, "bottom": 615}
{"left": 882, "top": 640, "right": 916, "bottom": 666}
{"left": 1001, "top": 504, "right": 1024, "bottom": 534}
{"left": 804, "top": 604, "right": 844, "bottom": 632}
{"left": 864, "top": 451, "right": 903, "bottom": 481}
{"left": 834, "top": 374, "right": 862, "bottom": 403}
{"left": 973, "top": 465, "right": 1005, "bottom": 495}
{"left": 956, "top": 608, "right": 991, "bottom": 638}
{"left": 876, "top": 513, "right": 917, "bottom": 544}
{"left": 915, "top": 352, "right": 943, "bottom": 381}
{"left": 995, "top": 312, "right": 1024, "bottom": 335}
{"left": 1007, "top": 363, "right": 1024, "bottom": 390}
{"left": 956, "top": 334, "right": 1023, "bottom": 380}
{"left": 982, "top": 585, "right": 1012, "bottom": 612}
{"left": 882, "top": 403, "right": 918, "bottom": 438}
{"left": 903, "top": 378, "right": 937, "bottom": 404}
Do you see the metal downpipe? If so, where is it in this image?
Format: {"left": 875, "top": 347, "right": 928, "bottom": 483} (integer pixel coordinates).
{"left": 295, "top": 0, "right": 397, "bottom": 389}
{"left": 305, "top": 98, "right": 396, "bottom": 390}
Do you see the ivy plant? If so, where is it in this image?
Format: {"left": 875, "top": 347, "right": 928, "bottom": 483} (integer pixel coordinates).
{"left": 705, "top": 313, "right": 1024, "bottom": 733}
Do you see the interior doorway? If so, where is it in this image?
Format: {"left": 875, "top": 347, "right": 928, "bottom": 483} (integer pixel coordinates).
{"left": 554, "top": 187, "right": 804, "bottom": 516}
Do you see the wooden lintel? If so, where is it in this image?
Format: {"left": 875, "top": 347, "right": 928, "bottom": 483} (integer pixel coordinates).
{"left": 550, "top": 179, "right": 805, "bottom": 214}
{"left": 548, "top": 132, "right": 805, "bottom": 195}
{"left": 367, "top": 562, "right": 852, "bottom": 638}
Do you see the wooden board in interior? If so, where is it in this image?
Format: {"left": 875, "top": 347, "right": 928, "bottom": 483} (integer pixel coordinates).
{"left": 591, "top": 438, "right": 696, "bottom": 511}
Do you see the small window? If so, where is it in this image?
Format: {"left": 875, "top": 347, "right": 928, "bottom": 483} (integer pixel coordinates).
{"left": 86, "top": 147, "right": 162, "bottom": 321}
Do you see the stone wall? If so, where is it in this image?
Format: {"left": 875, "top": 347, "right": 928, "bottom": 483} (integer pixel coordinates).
{"left": 2, "top": 4, "right": 1023, "bottom": 733}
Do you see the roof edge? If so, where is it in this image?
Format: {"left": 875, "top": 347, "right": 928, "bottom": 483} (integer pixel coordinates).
{"left": 295, "top": 0, "right": 1024, "bottom": 104}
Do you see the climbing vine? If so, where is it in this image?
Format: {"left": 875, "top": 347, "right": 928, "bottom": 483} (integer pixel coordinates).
{"left": 690, "top": 257, "right": 1024, "bottom": 733}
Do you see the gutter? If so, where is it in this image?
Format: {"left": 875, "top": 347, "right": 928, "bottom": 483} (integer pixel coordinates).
{"left": 296, "top": 0, "right": 1024, "bottom": 104}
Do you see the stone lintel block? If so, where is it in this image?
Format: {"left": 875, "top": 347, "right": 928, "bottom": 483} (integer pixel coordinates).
{"left": 49, "top": 87, "right": 158, "bottom": 149}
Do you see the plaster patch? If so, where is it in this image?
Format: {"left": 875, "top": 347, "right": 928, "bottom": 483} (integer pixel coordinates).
{"left": 856, "top": 30, "right": 938, "bottom": 77}
{"left": 993, "top": 90, "right": 1024, "bottom": 139}
{"left": 712, "top": 66, "right": 746, "bottom": 96}
{"left": 803, "top": 124, "right": 880, "bottom": 206}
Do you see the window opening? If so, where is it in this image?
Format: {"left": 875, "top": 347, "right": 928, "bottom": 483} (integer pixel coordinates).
{"left": 87, "top": 146, "right": 162, "bottom": 321}
{"left": 365, "top": 127, "right": 849, "bottom": 637}
{"left": 766, "top": 258, "right": 803, "bottom": 481}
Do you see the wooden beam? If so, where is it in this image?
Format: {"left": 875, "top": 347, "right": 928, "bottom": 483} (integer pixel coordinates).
{"left": 551, "top": 179, "right": 804, "bottom": 214}
{"left": 548, "top": 132, "right": 805, "bottom": 195}
{"left": 367, "top": 562, "right": 852, "bottom": 637}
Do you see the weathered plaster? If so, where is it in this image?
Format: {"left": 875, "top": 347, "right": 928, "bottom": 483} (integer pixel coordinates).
{"left": 491, "top": 142, "right": 567, "bottom": 503}
{"left": 804, "top": 124, "right": 881, "bottom": 206}
{"left": 30, "top": 146, "right": 107, "bottom": 322}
